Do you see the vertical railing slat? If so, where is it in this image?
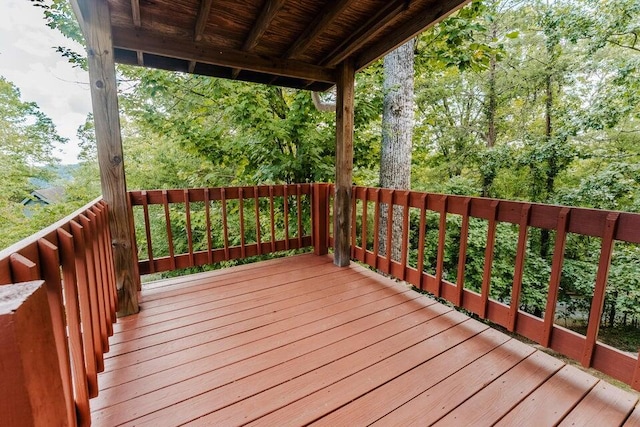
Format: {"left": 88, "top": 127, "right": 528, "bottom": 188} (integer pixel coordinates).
{"left": 141, "top": 190, "right": 154, "bottom": 273}
{"left": 78, "top": 214, "right": 107, "bottom": 365}
{"left": 373, "top": 188, "right": 381, "bottom": 270}
{"left": 507, "top": 204, "right": 532, "bottom": 332}
{"left": 400, "top": 191, "right": 410, "bottom": 280}
{"left": 269, "top": 186, "right": 276, "bottom": 253}
{"left": 284, "top": 185, "right": 290, "bottom": 250}
{"left": 37, "top": 238, "right": 76, "bottom": 426}
{"left": 87, "top": 210, "right": 111, "bottom": 341}
{"left": 184, "top": 189, "right": 194, "bottom": 267}
{"left": 254, "top": 186, "right": 262, "bottom": 255}
{"left": 479, "top": 200, "right": 499, "bottom": 318}
{"left": 541, "top": 207, "right": 571, "bottom": 347}
{"left": 57, "top": 228, "right": 91, "bottom": 426}
{"left": 455, "top": 197, "right": 472, "bottom": 306}
{"left": 91, "top": 205, "right": 115, "bottom": 325}
{"left": 221, "top": 188, "right": 230, "bottom": 260}
{"left": 361, "top": 187, "right": 369, "bottom": 260}
{"left": 239, "top": 187, "right": 246, "bottom": 258}
{"left": 204, "top": 188, "right": 213, "bottom": 264}
{"left": 385, "top": 190, "right": 395, "bottom": 274}
{"left": 417, "top": 194, "right": 428, "bottom": 291}
{"left": 351, "top": 186, "right": 357, "bottom": 258}
{"left": 296, "top": 184, "right": 303, "bottom": 249}
{"left": 162, "top": 190, "right": 176, "bottom": 270}
{"left": 582, "top": 212, "right": 619, "bottom": 367}
{"left": 69, "top": 220, "right": 100, "bottom": 396}
{"left": 433, "top": 195, "right": 448, "bottom": 297}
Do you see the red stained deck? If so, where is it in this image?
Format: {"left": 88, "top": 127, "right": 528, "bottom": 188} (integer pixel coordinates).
{"left": 92, "top": 254, "right": 639, "bottom": 426}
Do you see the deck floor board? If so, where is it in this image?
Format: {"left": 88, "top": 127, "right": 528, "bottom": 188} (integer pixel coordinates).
{"left": 91, "top": 254, "right": 640, "bottom": 426}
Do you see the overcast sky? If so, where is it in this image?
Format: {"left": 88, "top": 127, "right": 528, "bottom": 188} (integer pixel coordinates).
{"left": 0, "top": 0, "right": 91, "bottom": 164}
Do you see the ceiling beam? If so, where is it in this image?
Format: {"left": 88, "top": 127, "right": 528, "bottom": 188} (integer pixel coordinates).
{"left": 284, "top": 0, "right": 354, "bottom": 60}
{"left": 194, "top": 0, "right": 214, "bottom": 42}
{"left": 321, "top": 0, "right": 408, "bottom": 67}
{"left": 355, "top": 0, "right": 470, "bottom": 71}
{"left": 112, "top": 26, "right": 336, "bottom": 83}
{"left": 241, "top": 0, "right": 286, "bottom": 51}
{"left": 130, "top": 0, "right": 141, "bottom": 26}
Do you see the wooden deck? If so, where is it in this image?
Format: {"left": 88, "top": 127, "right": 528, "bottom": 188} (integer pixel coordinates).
{"left": 92, "top": 254, "right": 640, "bottom": 426}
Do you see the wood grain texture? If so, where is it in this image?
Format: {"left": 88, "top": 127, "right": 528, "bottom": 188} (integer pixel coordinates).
{"left": 88, "top": 254, "right": 640, "bottom": 426}
{"left": 333, "top": 60, "right": 355, "bottom": 267}
{"left": 83, "top": 0, "right": 139, "bottom": 316}
{"left": 0, "top": 281, "right": 70, "bottom": 427}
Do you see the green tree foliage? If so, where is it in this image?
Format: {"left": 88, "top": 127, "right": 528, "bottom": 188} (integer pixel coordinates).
{"left": 0, "top": 77, "right": 67, "bottom": 249}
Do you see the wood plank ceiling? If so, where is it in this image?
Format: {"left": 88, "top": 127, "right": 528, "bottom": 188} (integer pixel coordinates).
{"left": 100, "top": 0, "right": 469, "bottom": 90}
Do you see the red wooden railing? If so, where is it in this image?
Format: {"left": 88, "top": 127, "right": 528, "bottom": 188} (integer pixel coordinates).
{"left": 129, "top": 184, "right": 329, "bottom": 275}
{"left": 326, "top": 185, "right": 640, "bottom": 390}
{"left": 0, "top": 198, "right": 117, "bottom": 426}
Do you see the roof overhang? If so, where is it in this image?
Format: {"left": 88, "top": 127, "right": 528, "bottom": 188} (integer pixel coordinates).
{"left": 72, "top": 0, "right": 470, "bottom": 91}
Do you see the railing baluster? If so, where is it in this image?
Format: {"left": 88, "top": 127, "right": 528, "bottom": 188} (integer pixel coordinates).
{"left": 254, "top": 186, "right": 262, "bottom": 255}
{"left": 417, "top": 193, "right": 428, "bottom": 291}
{"left": 269, "top": 186, "right": 276, "bottom": 253}
{"left": 400, "top": 191, "right": 410, "bottom": 280}
{"left": 141, "top": 190, "right": 154, "bottom": 273}
{"left": 101, "top": 201, "right": 119, "bottom": 313}
{"left": 78, "top": 214, "right": 108, "bottom": 360}
{"left": 373, "top": 188, "right": 381, "bottom": 270}
{"left": 162, "top": 190, "right": 176, "bottom": 270}
{"left": 351, "top": 186, "right": 357, "bottom": 258}
{"left": 433, "top": 195, "right": 448, "bottom": 297}
{"left": 361, "top": 187, "right": 368, "bottom": 259}
{"left": 86, "top": 211, "right": 111, "bottom": 344}
{"left": 37, "top": 238, "right": 76, "bottom": 425}
{"left": 542, "top": 207, "right": 571, "bottom": 347}
{"left": 480, "top": 200, "right": 499, "bottom": 318}
{"left": 239, "top": 187, "right": 246, "bottom": 258}
{"left": 582, "top": 212, "right": 620, "bottom": 367}
{"left": 92, "top": 205, "right": 116, "bottom": 325}
{"left": 297, "top": 184, "right": 303, "bottom": 249}
{"left": 221, "top": 188, "right": 230, "bottom": 260}
{"left": 507, "top": 203, "right": 532, "bottom": 332}
{"left": 284, "top": 185, "right": 290, "bottom": 250}
{"left": 204, "top": 188, "right": 213, "bottom": 264}
{"left": 184, "top": 189, "right": 194, "bottom": 267}
{"left": 385, "top": 189, "right": 395, "bottom": 274}
{"left": 57, "top": 228, "right": 91, "bottom": 425}
{"left": 455, "top": 197, "right": 472, "bottom": 306}
{"left": 69, "top": 220, "right": 101, "bottom": 391}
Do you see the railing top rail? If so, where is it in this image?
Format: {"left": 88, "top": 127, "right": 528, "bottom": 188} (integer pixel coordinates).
{"left": 350, "top": 185, "right": 640, "bottom": 244}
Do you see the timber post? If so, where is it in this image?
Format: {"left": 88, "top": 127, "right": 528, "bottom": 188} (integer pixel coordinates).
{"left": 0, "top": 281, "right": 71, "bottom": 426}
{"left": 76, "top": 0, "right": 140, "bottom": 315}
{"left": 333, "top": 59, "right": 355, "bottom": 267}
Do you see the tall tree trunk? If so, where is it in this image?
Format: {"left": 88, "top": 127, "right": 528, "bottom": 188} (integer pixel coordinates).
{"left": 378, "top": 39, "right": 415, "bottom": 262}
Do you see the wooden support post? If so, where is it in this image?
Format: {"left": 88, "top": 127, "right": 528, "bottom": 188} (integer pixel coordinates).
{"left": 313, "top": 183, "right": 329, "bottom": 255}
{"left": 333, "top": 59, "right": 355, "bottom": 267}
{"left": 78, "top": 0, "right": 139, "bottom": 315}
{"left": 0, "top": 281, "right": 70, "bottom": 426}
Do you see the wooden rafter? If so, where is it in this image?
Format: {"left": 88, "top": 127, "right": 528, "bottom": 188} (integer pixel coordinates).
{"left": 284, "top": 0, "right": 354, "bottom": 60}
{"left": 321, "top": 0, "right": 408, "bottom": 67}
{"left": 355, "top": 0, "right": 469, "bottom": 71}
{"left": 194, "top": 0, "right": 214, "bottom": 42}
{"left": 112, "top": 26, "right": 336, "bottom": 83}
{"left": 242, "top": 0, "right": 286, "bottom": 51}
{"left": 130, "top": 0, "right": 141, "bottom": 26}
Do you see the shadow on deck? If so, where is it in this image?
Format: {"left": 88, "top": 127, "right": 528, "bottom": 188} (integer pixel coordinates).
{"left": 92, "top": 254, "right": 640, "bottom": 426}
